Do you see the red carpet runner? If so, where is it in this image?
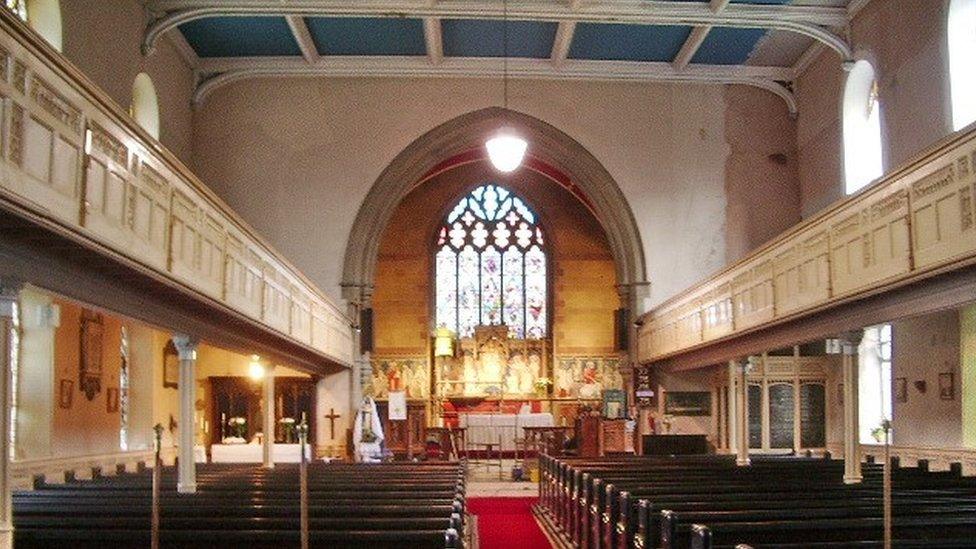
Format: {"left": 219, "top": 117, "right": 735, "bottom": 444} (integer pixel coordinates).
{"left": 467, "top": 497, "right": 552, "bottom": 549}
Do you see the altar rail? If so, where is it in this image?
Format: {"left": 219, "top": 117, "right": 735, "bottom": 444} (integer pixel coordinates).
{"left": 0, "top": 11, "right": 354, "bottom": 367}
{"left": 638, "top": 121, "right": 976, "bottom": 363}
{"left": 861, "top": 444, "right": 976, "bottom": 477}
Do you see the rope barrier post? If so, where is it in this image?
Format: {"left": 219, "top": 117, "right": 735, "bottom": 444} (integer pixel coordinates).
{"left": 298, "top": 421, "right": 309, "bottom": 549}
{"left": 151, "top": 423, "right": 163, "bottom": 549}
{"left": 882, "top": 419, "right": 892, "bottom": 549}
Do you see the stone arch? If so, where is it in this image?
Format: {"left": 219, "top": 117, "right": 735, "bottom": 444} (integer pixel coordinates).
{"left": 341, "top": 107, "right": 648, "bottom": 313}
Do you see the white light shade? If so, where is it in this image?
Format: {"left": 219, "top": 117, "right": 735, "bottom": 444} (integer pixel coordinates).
{"left": 486, "top": 133, "right": 527, "bottom": 172}
{"left": 248, "top": 355, "right": 266, "bottom": 381}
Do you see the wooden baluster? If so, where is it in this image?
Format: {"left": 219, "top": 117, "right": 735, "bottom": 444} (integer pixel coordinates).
{"left": 151, "top": 423, "right": 163, "bottom": 549}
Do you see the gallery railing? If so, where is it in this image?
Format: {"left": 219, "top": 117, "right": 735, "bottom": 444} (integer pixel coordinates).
{"left": 861, "top": 444, "right": 976, "bottom": 476}
{"left": 638, "top": 120, "right": 976, "bottom": 364}
{"left": 0, "top": 10, "right": 354, "bottom": 367}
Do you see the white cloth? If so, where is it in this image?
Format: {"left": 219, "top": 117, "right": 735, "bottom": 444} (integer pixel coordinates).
{"left": 210, "top": 443, "right": 311, "bottom": 463}
{"left": 353, "top": 397, "right": 385, "bottom": 462}
{"left": 388, "top": 391, "right": 407, "bottom": 420}
{"left": 460, "top": 413, "right": 554, "bottom": 452}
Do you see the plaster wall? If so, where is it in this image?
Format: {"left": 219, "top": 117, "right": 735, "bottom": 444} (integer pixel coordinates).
{"left": 16, "top": 288, "right": 55, "bottom": 460}
{"left": 655, "top": 366, "right": 722, "bottom": 445}
{"left": 192, "top": 77, "right": 798, "bottom": 310}
{"left": 723, "top": 86, "right": 801, "bottom": 261}
{"left": 891, "top": 310, "right": 962, "bottom": 448}
{"left": 50, "top": 297, "right": 124, "bottom": 457}
{"left": 316, "top": 370, "right": 352, "bottom": 458}
{"left": 60, "top": 0, "right": 195, "bottom": 164}
{"left": 151, "top": 330, "right": 179, "bottom": 451}
{"left": 961, "top": 304, "right": 976, "bottom": 448}
{"left": 795, "top": 0, "right": 952, "bottom": 218}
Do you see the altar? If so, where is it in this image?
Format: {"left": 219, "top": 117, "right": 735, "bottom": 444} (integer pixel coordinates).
{"left": 210, "top": 443, "right": 312, "bottom": 463}
{"left": 460, "top": 412, "right": 554, "bottom": 452}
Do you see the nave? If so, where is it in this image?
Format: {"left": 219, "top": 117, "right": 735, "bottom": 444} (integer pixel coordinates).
{"left": 0, "top": 0, "right": 975, "bottom": 548}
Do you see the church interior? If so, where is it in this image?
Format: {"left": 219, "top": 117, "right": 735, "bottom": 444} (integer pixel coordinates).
{"left": 0, "top": 0, "right": 974, "bottom": 547}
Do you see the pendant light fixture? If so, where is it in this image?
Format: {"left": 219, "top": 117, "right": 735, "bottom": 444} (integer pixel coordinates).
{"left": 486, "top": 0, "right": 527, "bottom": 173}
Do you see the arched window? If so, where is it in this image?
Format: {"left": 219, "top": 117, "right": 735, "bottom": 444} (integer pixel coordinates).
{"left": 949, "top": 0, "right": 976, "bottom": 131}
{"left": 843, "top": 60, "right": 884, "bottom": 194}
{"left": 7, "top": 295, "right": 19, "bottom": 460}
{"left": 4, "top": 0, "right": 26, "bottom": 20}
{"left": 130, "top": 73, "right": 160, "bottom": 140}
{"left": 119, "top": 325, "right": 130, "bottom": 450}
{"left": 435, "top": 184, "right": 547, "bottom": 339}
{"left": 859, "top": 324, "right": 892, "bottom": 444}
{"left": 5, "top": 0, "right": 62, "bottom": 51}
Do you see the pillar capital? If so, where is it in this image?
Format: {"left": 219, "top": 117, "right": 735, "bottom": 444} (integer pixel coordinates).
{"left": 615, "top": 281, "right": 650, "bottom": 308}
{"left": 732, "top": 356, "right": 757, "bottom": 374}
{"left": 837, "top": 330, "right": 863, "bottom": 355}
{"left": 0, "top": 277, "right": 24, "bottom": 316}
{"left": 341, "top": 283, "right": 374, "bottom": 309}
{"left": 171, "top": 334, "right": 199, "bottom": 361}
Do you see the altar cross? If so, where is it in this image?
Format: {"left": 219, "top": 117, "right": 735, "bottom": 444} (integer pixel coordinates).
{"left": 324, "top": 408, "right": 341, "bottom": 439}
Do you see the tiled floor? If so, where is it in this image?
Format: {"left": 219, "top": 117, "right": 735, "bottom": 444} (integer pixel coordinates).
{"left": 466, "top": 459, "right": 541, "bottom": 497}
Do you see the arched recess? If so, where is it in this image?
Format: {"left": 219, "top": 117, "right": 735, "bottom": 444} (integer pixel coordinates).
{"left": 341, "top": 107, "right": 648, "bottom": 317}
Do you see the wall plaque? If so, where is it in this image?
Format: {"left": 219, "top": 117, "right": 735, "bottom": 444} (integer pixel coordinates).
{"left": 79, "top": 310, "right": 103, "bottom": 401}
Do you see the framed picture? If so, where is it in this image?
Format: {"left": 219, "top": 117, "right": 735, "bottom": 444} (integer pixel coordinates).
{"left": 895, "top": 377, "right": 908, "bottom": 403}
{"left": 106, "top": 387, "right": 120, "bottom": 413}
{"left": 59, "top": 379, "right": 73, "bottom": 409}
{"left": 163, "top": 340, "right": 179, "bottom": 389}
{"left": 79, "top": 310, "right": 103, "bottom": 401}
{"left": 603, "top": 389, "right": 627, "bottom": 419}
{"left": 939, "top": 372, "right": 955, "bottom": 401}
{"left": 664, "top": 391, "right": 711, "bottom": 416}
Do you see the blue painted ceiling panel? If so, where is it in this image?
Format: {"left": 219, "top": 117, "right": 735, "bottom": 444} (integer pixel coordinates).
{"left": 691, "top": 26, "right": 768, "bottom": 65}
{"left": 179, "top": 16, "right": 301, "bottom": 57}
{"left": 442, "top": 19, "right": 557, "bottom": 58}
{"left": 568, "top": 23, "right": 693, "bottom": 62}
{"left": 305, "top": 17, "right": 427, "bottom": 56}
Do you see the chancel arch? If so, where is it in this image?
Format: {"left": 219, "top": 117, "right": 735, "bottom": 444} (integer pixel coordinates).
{"left": 341, "top": 107, "right": 648, "bottom": 326}
{"left": 363, "top": 157, "right": 626, "bottom": 454}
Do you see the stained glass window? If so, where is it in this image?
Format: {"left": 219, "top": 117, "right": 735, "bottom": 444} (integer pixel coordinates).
{"left": 119, "top": 325, "right": 130, "bottom": 451}
{"left": 435, "top": 184, "right": 547, "bottom": 339}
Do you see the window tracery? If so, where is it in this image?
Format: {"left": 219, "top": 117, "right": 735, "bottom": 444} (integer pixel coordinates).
{"left": 435, "top": 184, "right": 547, "bottom": 339}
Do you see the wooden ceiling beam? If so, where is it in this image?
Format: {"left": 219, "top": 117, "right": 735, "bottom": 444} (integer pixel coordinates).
{"left": 285, "top": 15, "right": 320, "bottom": 63}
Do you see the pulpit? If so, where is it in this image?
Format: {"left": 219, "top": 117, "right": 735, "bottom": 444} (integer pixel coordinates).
{"left": 577, "top": 415, "right": 633, "bottom": 456}
{"left": 601, "top": 418, "right": 629, "bottom": 454}
{"left": 578, "top": 415, "right": 601, "bottom": 457}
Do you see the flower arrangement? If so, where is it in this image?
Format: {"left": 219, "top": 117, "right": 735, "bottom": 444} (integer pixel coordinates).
{"left": 228, "top": 416, "right": 247, "bottom": 439}
{"left": 279, "top": 417, "right": 296, "bottom": 443}
{"left": 535, "top": 377, "right": 552, "bottom": 397}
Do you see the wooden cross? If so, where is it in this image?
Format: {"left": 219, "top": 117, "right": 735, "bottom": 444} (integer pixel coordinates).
{"left": 324, "top": 408, "right": 341, "bottom": 439}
